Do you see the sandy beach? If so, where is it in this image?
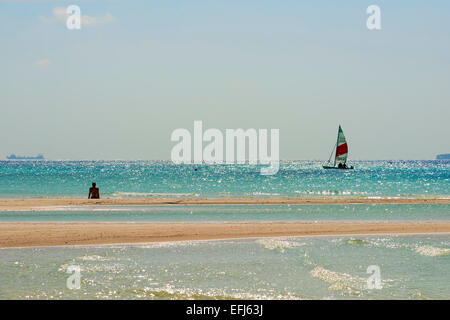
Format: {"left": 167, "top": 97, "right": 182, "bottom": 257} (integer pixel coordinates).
{"left": 0, "top": 197, "right": 449, "bottom": 211}
{"left": 1, "top": 198, "right": 449, "bottom": 248}
{"left": 1, "top": 222, "right": 449, "bottom": 248}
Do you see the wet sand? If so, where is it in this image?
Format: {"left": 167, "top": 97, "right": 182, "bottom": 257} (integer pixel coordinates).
{"left": 1, "top": 222, "right": 449, "bottom": 248}
{"left": 0, "top": 197, "right": 449, "bottom": 211}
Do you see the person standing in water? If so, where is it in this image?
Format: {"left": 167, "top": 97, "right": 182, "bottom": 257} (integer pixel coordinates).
{"left": 88, "top": 182, "right": 100, "bottom": 199}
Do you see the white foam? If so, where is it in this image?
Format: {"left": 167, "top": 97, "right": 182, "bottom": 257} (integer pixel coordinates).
{"left": 256, "top": 239, "right": 304, "bottom": 252}
{"left": 415, "top": 245, "right": 450, "bottom": 257}
{"left": 78, "top": 255, "right": 110, "bottom": 261}
{"left": 132, "top": 284, "right": 305, "bottom": 300}
{"left": 310, "top": 266, "right": 366, "bottom": 295}
{"left": 294, "top": 190, "right": 369, "bottom": 196}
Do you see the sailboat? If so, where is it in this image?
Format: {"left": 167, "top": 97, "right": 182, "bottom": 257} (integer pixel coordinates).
{"left": 323, "top": 125, "right": 354, "bottom": 170}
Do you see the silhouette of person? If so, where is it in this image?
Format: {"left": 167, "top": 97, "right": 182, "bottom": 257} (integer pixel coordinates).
{"left": 88, "top": 182, "right": 100, "bottom": 199}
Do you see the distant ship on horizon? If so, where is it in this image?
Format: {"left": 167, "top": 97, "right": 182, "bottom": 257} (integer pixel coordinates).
{"left": 436, "top": 154, "right": 450, "bottom": 160}
{"left": 6, "top": 154, "right": 45, "bottom": 160}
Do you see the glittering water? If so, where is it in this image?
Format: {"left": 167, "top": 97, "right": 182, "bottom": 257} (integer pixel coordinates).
{"left": 0, "top": 235, "right": 449, "bottom": 300}
{"left": 0, "top": 160, "right": 449, "bottom": 199}
{"left": 1, "top": 204, "right": 449, "bottom": 223}
{"left": 1, "top": 160, "right": 449, "bottom": 300}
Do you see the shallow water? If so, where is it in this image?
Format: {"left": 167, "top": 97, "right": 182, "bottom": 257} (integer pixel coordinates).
{"left": 1, "top": 235, "right": 449, "bottom": 299}
{"left": 1, "top": 160, "right": 448, "bottom": 300}
{"left": 1, "top": 204, "right": 449, "bottom": 223}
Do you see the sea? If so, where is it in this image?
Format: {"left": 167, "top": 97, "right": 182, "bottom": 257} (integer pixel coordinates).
{"left": 0, "top": 160, "right": 449, "bottom": 299}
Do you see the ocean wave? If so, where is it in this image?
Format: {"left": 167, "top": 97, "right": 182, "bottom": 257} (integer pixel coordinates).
{"left": 125, "top": 241, "right": 205, "bottom": 249}
{"left": 256, "top": 239, "right": 304, "bottom": 253}
{"left": 85, "top": 239, "right": 238, "bottom": 249}
{"left": 116, "top": 285, "right": 305, "bottom": 300}
{"left": 58, "top": 262, "right": 126, "bottom": 274}
{"left": 364, "top": 238, "right": 406, "bottom": 250}
{"left": 414, "top": 245, "right": 450, "bottom": 257}
{"left": 109, "top": 192, "right": 199, "bottom": 198}
{"left": 310, "top": 266, "right": 366, "bottom": 295}
{"left": 78, "top": 255, "right": 111, "bottom": 262}
{"left": 294, "top": 190, "right": 369, "bottom": 196}
{"left": 363, "top": 238, "right": 450, "bottom": 257}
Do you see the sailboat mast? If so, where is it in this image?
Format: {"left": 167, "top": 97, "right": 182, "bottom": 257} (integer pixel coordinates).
{"left": 333, "top": 125, "right": 340, "bottom": 167}
{"left": 328, "top": 143, "right": 336, "bottom": 164}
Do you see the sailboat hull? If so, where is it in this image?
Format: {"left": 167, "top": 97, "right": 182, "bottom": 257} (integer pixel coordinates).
{"left": 322, "top": 165, "right": 354, "bottom": 170}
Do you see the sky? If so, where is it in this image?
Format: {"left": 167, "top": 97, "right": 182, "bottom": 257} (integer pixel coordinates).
{"left": 0, "top": 0, "right": 449, "bottom": 160}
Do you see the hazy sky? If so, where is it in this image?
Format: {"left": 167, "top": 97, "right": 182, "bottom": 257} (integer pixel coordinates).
{"left": 1, "top": 1, "right": 449, "bottom": 160}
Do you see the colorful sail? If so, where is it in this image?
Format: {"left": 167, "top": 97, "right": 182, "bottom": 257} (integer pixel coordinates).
{"left": 334, "top": 125, "right": 348, "bottom": 166}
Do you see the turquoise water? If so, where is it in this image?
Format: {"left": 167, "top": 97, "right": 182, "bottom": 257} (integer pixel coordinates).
{"left": 1, "top": 204, "right": 449, "bottom": 222}
{"left": 1, "top": 160, "right": 449, "bottom": 300}
{"left": 0, "top": 160, "right": 449, "bottom": 198}
{"left": 1, "top": 235, "right": 449, "bottom": 299}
